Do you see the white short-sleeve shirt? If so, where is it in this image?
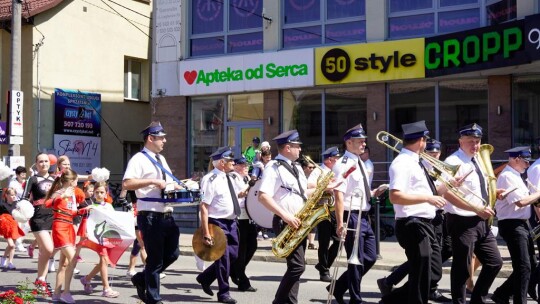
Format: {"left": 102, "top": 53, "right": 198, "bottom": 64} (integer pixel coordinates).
{"left": 333, "top": 150, "right": 371, "bottom": 212}
{"left": 122, "top": 147, "right": 174, "bottom": 213}
{"left": 528, "top": 158, "right": 540, "bottom": 189}
{"left": 389, "top": 148, "right": 436, "bottom": 219}
{"left": 444, "top": 148, "right": 486, "bottom": 216}
{"left": 258, "top": 154, "right": 306, "bottom": 216}
{"left": 495, "top": 165, "right": 530, "bottom": 220}
{"left": 229, "top": 171, "right": 249, "bottom": 219}
{"left": 200, "top": 168, "right": 236, "bottom": 220}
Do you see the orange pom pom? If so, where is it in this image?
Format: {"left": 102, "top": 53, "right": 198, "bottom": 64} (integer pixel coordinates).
{"left": 48, "top": 154, "right": 57, "bottom": 165}
{"left": 105, "top": 193, "right": 113, "bottom": 203}
{"left": 74, "top": 187, "right": 85, "bottom": 203}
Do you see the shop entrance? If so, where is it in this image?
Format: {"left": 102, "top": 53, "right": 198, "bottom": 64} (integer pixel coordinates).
{"left": 226, "top": 122, "right": 263, "bottom": 159}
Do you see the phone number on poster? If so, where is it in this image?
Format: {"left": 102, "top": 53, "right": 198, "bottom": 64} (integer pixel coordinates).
{"left": 64, "top": 121, "right": 93, "bottom": 129}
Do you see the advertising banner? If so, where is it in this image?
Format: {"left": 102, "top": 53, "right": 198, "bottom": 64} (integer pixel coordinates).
{"left": 8, "top": 90, "right": 23, "bottom": 137}
{"left": 179, "top": 49, "right": 314, "bottom": 95}
{"left": 315, "top": 38, "right": 425, "bottom": 85}
{"left": 54, "top": 134, "right": 101, "bottom": 174}
{"left": 0, "top": 122, "right": 7, "bottom": 145}
{"left": 525, "top": 13, "right": 540, "bottom": 62}
{"left": 425, "top": 18, "right": 528, "bottom": 77}
{"left": 54, "top": 89, "right": 101, "bottom": 137}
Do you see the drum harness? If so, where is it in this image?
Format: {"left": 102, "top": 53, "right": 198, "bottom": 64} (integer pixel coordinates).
{"left": 139, "top": 151, "right": 192, "bottom": 204}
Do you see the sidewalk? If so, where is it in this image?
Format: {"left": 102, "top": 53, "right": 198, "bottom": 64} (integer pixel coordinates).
{"left": 13, "top": 231, "right": 514, "bottom": 278}
{"left": 177, "top": 232, "right": 515, "bottom": 278}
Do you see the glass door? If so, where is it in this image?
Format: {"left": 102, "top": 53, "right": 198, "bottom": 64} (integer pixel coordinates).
{"left": 227, "top": 122, "right": 263, "bottom": 159}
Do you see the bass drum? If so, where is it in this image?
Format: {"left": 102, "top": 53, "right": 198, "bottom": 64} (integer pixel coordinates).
{"left": 245, "top": 180, "right": 274, "bottom": 229}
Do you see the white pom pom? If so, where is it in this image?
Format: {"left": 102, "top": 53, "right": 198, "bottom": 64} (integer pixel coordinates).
{"left": 12, "top": 199, "right": 34, "bottom": 223}
{"left": 0, "top": 163, "right": 13, "bottom": 181}
{"left": 91, "top": 167, "right": 110, "bottom": 182}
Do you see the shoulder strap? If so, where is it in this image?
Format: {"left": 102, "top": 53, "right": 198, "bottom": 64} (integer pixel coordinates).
{"left": 141, "top": 151, "right": 187, "bottom": 188}
{"left": 275, "top": 159, "right": 306, "bottom": 201}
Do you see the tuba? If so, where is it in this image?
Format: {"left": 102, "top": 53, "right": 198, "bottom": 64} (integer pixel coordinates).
{"left": 476, "top": 144, "right": 497, "bottom": 225}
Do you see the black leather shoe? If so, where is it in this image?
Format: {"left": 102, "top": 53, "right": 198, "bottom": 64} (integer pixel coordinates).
{"left": 528, "top": 284, "right": 538, "bottom": 300}
{"left": 429, "top": 290, "right": 451, "bottom": 303}
{"left": 130, "top": 272, "right": 147, "bottom": 302}
{"left": 377, "top": 277, "right": 392, "bottom": 297}
{"left": 325, "top": 284, "right": 345, "bottom": 304}
{"left": 218, "top": 296, "right": 237, "bottom": 303}
{"left": 320, "top": 274, "right": 332, "bottom": 282}
{"left": 196, "top": 277, "right": 214, "bottom": 296}
{"left": 238, "top": 286, "right": 257, "bottom": 292}
{"left": 230, "top": 276, "right": 239, "bottom": 286}
{"left": 491, "top": 292, "right": 510, "bottom": 304}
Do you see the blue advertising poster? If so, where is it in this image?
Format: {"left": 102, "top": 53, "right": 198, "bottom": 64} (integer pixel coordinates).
{"left": 54, "top": 89, "right": 101, "bottom": 137}
{"left": 0, "top": 121, "right": 7, "bottom": 144}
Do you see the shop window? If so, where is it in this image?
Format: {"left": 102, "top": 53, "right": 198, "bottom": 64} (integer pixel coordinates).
{"left": 513, "top": 76, "right": 540, "bottom": 157}
{"left": 282, "top": 86, "right": 367, "bottom": 163}
{"left": 190, "top": 0, "right": 263, "bottom": 57}
{"left": 486, "top": 0, "right": 516, "bottom": 25}
{"left": 124, "top": 59, "right": 142, "bottom": 100}
{"left": 325, "top": 86, "right": 367, "bottom": 152}
{"left": 227, "top": 93, "right": 264, "bottom": 121}
{"left": 388, "top": 0, "right": 481, "bottom": 39}
{"left": 189, "top": 97, "right": 225, "bottom": 174}
{"left": 439, "top": 79, "right": 488, "bottom": 155}
{"left": 282, "top": 0, "right": 366, "bottom": 49}
{"left": 388, "top": 82, "right": 436, "bottom": 140}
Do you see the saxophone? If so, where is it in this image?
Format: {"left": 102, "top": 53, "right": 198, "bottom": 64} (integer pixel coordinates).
{"left": 271, "top": 158, "right": 356, "bottom": 258}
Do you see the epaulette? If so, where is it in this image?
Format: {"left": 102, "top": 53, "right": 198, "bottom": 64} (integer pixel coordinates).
{"left": 230, "top": 173, "right": 237, "bottom": 179}
{"left": 341, "top": 156, "right": 349, "bottom": 164}
{"left": 209, "top": 174, "right": 217, "bottom": 182}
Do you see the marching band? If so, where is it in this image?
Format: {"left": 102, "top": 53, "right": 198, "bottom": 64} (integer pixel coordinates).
{"left": 5, "top": 119, "right": 540, "bottom": 304}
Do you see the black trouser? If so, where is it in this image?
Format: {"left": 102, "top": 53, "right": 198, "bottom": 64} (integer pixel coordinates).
{"left": 316, "top": 212, "right": 340, "bottom": 276}
{"left": 386, "top": 210, "right": 452, "bottom": 292}
{"left": 137, "top": 211, "right": 180, "bottom": 304}
{"left": 333, "top": 211, "right": 377, "bottom": 304}
{"left": 496, "top": 219, "right": 533, "bottom": 304}
{"left": 446, "top": 213, "right": 502, "bottom": 304}
{"left": 382, "top": 217, "right": 442, "bottom": 304}
{"left": 272, "top": 215, "right": 306, "bottom": 304}
{"left": 230, "top": 219, "right": 258, "bottom": 289}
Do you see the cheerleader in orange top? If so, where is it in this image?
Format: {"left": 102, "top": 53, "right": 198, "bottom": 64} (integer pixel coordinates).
{"left": 0, "top": 188, "right": 25, "bottom": 270}
{"left": 45, "top": 168, "right": 86, "bottom": 304}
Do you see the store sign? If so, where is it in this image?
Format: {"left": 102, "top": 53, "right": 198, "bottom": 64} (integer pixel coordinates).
{"left": 525, "top": 13, "right": 540, "bottom": 62}
{"left": 54, "top": 89, "right": 101, "bottom": 137}
{"left": 54, "top": 134, "right": 101, "bottom": 175}
{"left": 179, "top": 49, "right": 314, "bottom": 95}
{"left": 425, "top": 18, "right": 528, "bottom": 77}
{"left": 315, "top": 38, "right": 425, "bottom": 85}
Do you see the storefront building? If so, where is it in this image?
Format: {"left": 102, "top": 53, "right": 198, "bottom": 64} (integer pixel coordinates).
{"left": 152, "top": 0, "right": 540, "bottom": 182}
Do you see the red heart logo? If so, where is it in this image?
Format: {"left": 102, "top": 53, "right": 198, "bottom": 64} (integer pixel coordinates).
{"left": 184, "top": 70, "right": 197, "bottom": 85}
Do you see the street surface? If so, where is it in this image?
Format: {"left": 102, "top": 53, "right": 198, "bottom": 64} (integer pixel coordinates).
{"left": 0, "top": 246, "right": 537, "bottom": 303}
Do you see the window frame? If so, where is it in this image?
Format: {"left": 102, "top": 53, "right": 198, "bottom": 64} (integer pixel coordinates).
{"left": 189, "top": 0, "right": 264, "bottom": 58}
{"left": 387, "top": 0, "right": 486, "bottom": 39}
{"left": 124, "top": 58, "right": 143, "bottom": 101}
{"left": 281, "top": 0, "right": 367, "bottom": 49}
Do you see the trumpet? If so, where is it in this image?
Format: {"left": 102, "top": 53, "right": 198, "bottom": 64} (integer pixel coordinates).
{"left": 376, "top": 131, "right": 486, "bottom": 213}
{"left": 327, "top": 190, "right": 363, "bottom": 304}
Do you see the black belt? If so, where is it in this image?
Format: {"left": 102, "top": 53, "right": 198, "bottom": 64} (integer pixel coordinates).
{"left": 397, "top": 216, "right": 432, "bottom": 223}
{"left": 346, "top": 210, "right": 369, "bottom": 219}
{"left": 138, "top": 211, "right": 173, "bottom": 218}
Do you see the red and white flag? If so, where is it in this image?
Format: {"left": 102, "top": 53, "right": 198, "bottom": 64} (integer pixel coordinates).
{"left": 82, "top": 208, "right": 136, "bottom": 267}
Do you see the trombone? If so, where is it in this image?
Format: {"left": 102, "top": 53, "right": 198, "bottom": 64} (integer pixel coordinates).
{"left": 376, "top": 131, "right": 486, "bottom": 213}
{"left": 326, "top": 189, "right": 363, "bottom": 304}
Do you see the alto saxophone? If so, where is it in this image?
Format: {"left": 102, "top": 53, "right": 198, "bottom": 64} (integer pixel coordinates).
{"left": 272, "top": 167, "right": 335, "bottom": 258}
{"left": 272, "top": 157, "right": 356, "bottom": 258}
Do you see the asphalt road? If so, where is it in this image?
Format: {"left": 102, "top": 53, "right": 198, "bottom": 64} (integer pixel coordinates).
{"left": 0, "top": 247, "right": 537, "bottom": 303}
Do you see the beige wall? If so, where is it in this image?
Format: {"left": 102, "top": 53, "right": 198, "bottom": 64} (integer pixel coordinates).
{"left": 0, "top": 0, "right": 155, "bottom": 180}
